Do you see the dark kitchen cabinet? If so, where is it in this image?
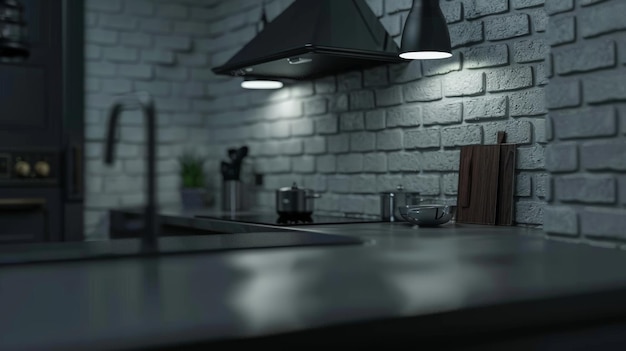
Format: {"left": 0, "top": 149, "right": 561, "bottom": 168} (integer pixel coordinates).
{"left": 0, "top": 0, "right": 84, "bottom": 243}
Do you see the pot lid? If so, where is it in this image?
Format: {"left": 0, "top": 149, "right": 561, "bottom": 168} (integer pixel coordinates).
{"left": 278, "top": 182, "right": 308, "bottom": 192}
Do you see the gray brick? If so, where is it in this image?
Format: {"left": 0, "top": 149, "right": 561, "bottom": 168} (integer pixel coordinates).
{"left": 269, "top": 120, "right": 291, "bottom": 138}
{"left": 156, "top": 4, "right": 188, "bottom": 19}
{"left": 543, "top": 205, "right": 578, "bottom": 235}
{"left": 386, "top": 105, "right": 421, "bottom": 127}
{"left": 303, "top": 174, "right": 327, "bottom": 192}
{"left": 315, "top": 76, "right": 337, "bottom": 94}
{"left": 404, "top": 129, "right": 441, "bottom": 149}
{"left": 485, "top": 14, "right": 530, "bottom": 41}
{"left": 421, "top": 150, "right": 460, "bottom": 171}
{"left": 529, "top": 8, "right": 548, "bottom": 32}
{"left": 327, "top": 134, "right": 350, "bottom": 153}
{"left": 483, "top": 120, "right": 533, "bottom": 144}
{"left": 292, "top": 156, "right": 315, "bottom": 173}
{"left": 423, "top": 103, "right": 463, "bottom": 125}
{"left": 174, "top": 21, "right": 210, "bottom": 36}
{"left": 466, "top": 0, "right": 508, "bottom": 20}
{"left": 449, "top": 21, "right": 484, "bottom": 48}
{"left": 304, "top": 98, "right": 327, "bottom": 116}
{"left": 87, "top": 28, "right": 118, "bottom": 45}
{"left": 376, "top": 129, "right": 404, "bottom": 151}
{"left": 554, "top": 40, "right": 616, "bottom": 75}
{"left": 133, "top": 81, "right": 170, "bottom": 98}
{"left": 515, "top": 201, "right": 544, "bottom": 225}
{"left": 376, "top": 174, "right": 404, "bottom": 192}
{"left": 316, "top": 155, "right": 336, "bottom": 173}
{"left": 85, "top": 44, "right": 101, "bottom": 60}
{"left": 291, "top": 119, "right": 314, "bottom": 136}
{"left": 512, "top": 0, "right": 545, "bottom": 9}
{"left": 535, "top": 173, "right": 549, "bottom": 198}
{"left": 86, "top": 0, "right": 121, "bottom": 13}
{"left": 365, "top": 110, "right": 386, "bottom": 131}
{"left": 581, "top": 140, "right": 626, "bottom": 171}
{"left": 536, "top": 63, "right": 550, "bottom": 86}
{"left": 117, "top": 63, "right": 153, "bottom": 79}
{"left": 441, "top": 1, "right": 463, "bottom": 24}
{"left": 386, "top": 0, "right": 412, "bottom": 13}
{"left": 464, "top": 96, "right": 508, "bottom": 121}
{"left": 154, "top": 35, "right": 192, "bottom": 51}
{"left": 580, "top": 0, "right": 612, "bottom": 6}
{"left": 517, "top": 145, "right": 545, "bottom": 170}
{"left": 121, "top": 33, "right": 153, "bottom": 49}
{"left": 422, "top": 53, "right": 462, "bottom": 76}
{"left": 141, "top": 19, "right": 172, "bottom": 34}
{"left": 509, "top": 88, "right": 548, "bottom": 117}
{"left": 443, "top": 173, "right": 459, "bottom": 195}
{"left": 486, "top": 66, "right": 533, "bottom": 92}
{"left": 579, "top": 1, "right": 626, "bottom": 38}
{"left": 340, "top": 112, "right": 365, "bottom": 131}
{"left": 402, "top": 175, "right": 440, "bottom": 196}
{"left": 389, "top": 60, "right": 422, "bottom": 83}
{"left": 443, "top": 71, "right": 485, "bottom": 97}
{"left": 349, "top": 90, "right": 375, "bottom": 110}
{"left": 441, "top": 125, "right": 483, "bottom": 147}
{"left": 584, "top": 71, "right": 626, "bottom": 104}
{"left": 552, "top": 106, "right": 617, "bottom": 140}
{"left": 545, "top": 0, "right": 574, "bottom": 14}
{"left": 619, "top": 175, "right": 626, "bottom": 205}
{"left": 581, "top": 207, "right": 626, "bottom": 240}
{"left": 349, "top": 175, "right": 377, "bottom": 194}
{"left": 403, "top": 78, "right": 442, "bottom": 102}
{"left": 547, "top": 16, "right": 576, "bottom": 47}
{"left": 546, "top": 80, "right": 580, "bottom": 109}
{"left": 514, "top": 40, "right": 549, "bottom": 63}
{"left": 545, "top": 143, "right": 578, "bottom": 172}
{"left": 99, "top": 14, "right": 136, "bottom": 30}
{"left": 464, "top": 44, "right": 509, "bottom": 69}
{"left": 315, "top": 114, "right": 338, "bottom": 134}
{"left": 337, "top": 71, "right": 362, "bottom": 91}
{"left": 303, "top": 136, "right": 326, "bottom": 155}
{"left": 375, "top": 86, "right": 403, "bottom": 106}
{"left": 155, "top": 66, "right": 187, "bottom": 81}
{"left": 555, "top": 175, "right": 616, "bottom": 204}
{"left": 126, "top": 0, "right": 154, "bottom": 16}
{"left": 516, "top": 173, "right": 532, "bottom": 197}
{"left": 363, "top": 153, "right": 387, "bottom": 173}
{"left": 388, "top": 152, "right": 420, "bottom": 172}
{"left": 337, "top": 154, "right": 364, "bottom": 173}
{"left": 329, "top": 94, "right": 349, "bottom": 113}
{"left": 101, "top": 78, "right": 132, "bottom": 94}
{"left": 104, "top": 47, "right": 138, "bottom": 62}
{"left": 363, "top": 66, "right": 389, "bottom": 87}
{"left": 350, "top": 132, "right": 376, "bottom": 152}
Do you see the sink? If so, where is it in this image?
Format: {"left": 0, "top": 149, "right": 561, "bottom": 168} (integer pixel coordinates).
{"left": 0, "top": 231, "right": 363, "bottom": 266}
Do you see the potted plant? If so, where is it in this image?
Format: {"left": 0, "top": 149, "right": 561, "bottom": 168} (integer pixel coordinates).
{"left": 178, "top": 151, "right": 207, "bottom": 209}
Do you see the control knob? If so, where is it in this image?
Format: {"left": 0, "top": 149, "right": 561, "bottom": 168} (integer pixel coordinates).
{"left": 14, "top": 161, "right": 31, "bottom": 177}
{"left": 35, "top": 161, "right": 51, "bottom": 178}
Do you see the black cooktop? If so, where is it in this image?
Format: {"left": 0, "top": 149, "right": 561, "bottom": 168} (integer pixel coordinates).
{"left": 195, "top": 213, "right": 382, "bottom": 226}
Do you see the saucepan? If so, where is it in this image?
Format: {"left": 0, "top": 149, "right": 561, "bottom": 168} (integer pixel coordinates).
{"left": 398, "top": 204, "right": 457, "bottom": 226}
{"left": 275, "top": 182, "right": 320, "bottom": 216}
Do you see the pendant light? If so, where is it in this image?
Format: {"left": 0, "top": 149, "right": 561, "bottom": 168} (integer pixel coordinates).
{"left": 0, "top": 0, "right": 29, "bottom": 59}
{"left": 400, "top": 0, "right": 452, "bottom": 60}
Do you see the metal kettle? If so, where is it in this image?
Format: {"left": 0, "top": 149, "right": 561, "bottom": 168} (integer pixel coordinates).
{"left": 0, "top": 0, "right": 29, "bottom": 59}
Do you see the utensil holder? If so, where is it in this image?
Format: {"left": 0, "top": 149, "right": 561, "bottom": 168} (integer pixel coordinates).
{"left": 222, "top": 180, "right": 243, "bottom": 212}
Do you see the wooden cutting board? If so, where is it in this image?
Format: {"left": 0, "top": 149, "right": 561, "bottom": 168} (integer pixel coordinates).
{"left": 456, "top": 133, "right": 516, "bottom": 226}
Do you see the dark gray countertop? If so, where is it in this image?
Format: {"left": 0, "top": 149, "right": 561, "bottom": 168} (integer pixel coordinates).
{"left": 4, "top": 213, "right": 626, "bottom": 350}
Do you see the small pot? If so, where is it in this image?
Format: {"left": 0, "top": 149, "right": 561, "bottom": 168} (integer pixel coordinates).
{"left": 276, "top": 182, "right": 320, "bottom": 216}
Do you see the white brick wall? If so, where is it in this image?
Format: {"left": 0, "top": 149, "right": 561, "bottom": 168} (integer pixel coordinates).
{"left": 544, "top": 0, "right": 626, "bottom": 246}
{"left": 84, "top": 0, "right": 222, "bottom": 238}
{"left": 201, "top": 0, "right": 549, "bottom": 223}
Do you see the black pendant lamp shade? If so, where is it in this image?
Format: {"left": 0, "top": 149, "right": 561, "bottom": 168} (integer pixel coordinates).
{"left": 0, "top": 0, "right": 29, "bottom": 59}
{"left": 400, "top": 0, "right": 451, "bottom": 60}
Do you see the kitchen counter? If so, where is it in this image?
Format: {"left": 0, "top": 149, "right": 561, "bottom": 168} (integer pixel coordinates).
{"left": 4, "top": 215, "right": 626, "bottom": 349}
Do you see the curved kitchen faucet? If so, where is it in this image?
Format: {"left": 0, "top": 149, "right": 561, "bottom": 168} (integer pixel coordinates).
{"left": 104, "top": 92, "right": 158, "bottom": 253}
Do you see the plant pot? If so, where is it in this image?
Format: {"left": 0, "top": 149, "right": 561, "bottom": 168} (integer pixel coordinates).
{"left": 180, "top": 188, "right": 206, "bottom": 209}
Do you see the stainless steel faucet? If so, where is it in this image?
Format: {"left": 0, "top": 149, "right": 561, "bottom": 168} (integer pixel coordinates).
{"left": 104, "top": 92, "right": 159, "bottom": 253}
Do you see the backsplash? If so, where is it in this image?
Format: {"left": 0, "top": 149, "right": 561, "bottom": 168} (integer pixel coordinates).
{"left": 203, "top": 0, "right": 548, "bottom": 223}
{"left": 544, "top": 0, "right": 626, "bottom": 247}
{"left": 84, "top": 0, "right": 551, "bottom": 238}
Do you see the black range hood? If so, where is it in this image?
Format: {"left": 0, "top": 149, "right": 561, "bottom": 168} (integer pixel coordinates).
{"left": 211, "top": 0, "right": 405, "bottom": 81}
